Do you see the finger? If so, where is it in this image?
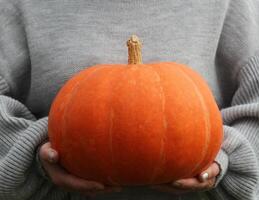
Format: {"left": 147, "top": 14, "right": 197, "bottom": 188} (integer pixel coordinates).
{"left": 198, "top": 162, "right": 220, "bottom": 182}
{"left": 40, "top": 142, "right": 105, "bottom": 192}
{"left": 39, "top": 142, "right": 59, "bottom": 163}
{"left": 42, "top": 159, "right": 105, "bottom": 192}
{"left": 171, "top": 178, "right": 216, "bottom": 191}
{"left": 171, "top": 178, "right": 200, "bottom": 188}
{"left": 194, "top": 178, "right": 216, "bottom": 191}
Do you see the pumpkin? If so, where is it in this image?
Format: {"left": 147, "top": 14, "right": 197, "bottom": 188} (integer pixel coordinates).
{"left": 48, "top": 35, "right": 223, "bottom": 186}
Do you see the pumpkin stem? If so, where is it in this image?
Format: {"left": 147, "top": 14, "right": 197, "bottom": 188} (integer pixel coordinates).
{"left": 127, "top": 35, "right": 142, "bottom": 64}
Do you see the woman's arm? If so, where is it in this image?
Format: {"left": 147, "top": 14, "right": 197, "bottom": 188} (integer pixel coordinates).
{"left": 209, "top": 1, "right": 259, "bottom": 199}
{"left": 0, "top": 1, "right": 60, "bottom": 199}
{"left": 211, "top": 55, "right": 259, "bottom": 200}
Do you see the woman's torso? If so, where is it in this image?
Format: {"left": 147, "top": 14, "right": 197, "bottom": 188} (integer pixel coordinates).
{"left": 20, "top": 0, "right": 233, "bottom": 199}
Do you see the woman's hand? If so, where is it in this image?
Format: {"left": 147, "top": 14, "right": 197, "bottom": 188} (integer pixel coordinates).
{"left": 39, "top": 142, "right": 121, "bottom": 197}
{"left": 150, "top": 162, "right": 220, "bottom": 195}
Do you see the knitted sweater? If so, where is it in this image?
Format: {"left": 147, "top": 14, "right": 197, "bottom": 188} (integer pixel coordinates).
{"left": 0, "top": 0, "right": 259, "bottom": 199}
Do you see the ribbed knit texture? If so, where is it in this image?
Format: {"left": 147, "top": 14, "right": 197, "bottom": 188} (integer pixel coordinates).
{"left": 211, "top": 56, "right": 259, "bottom": 200}
{"left": 0, "top": 0, "right": 259, "bottom": 200}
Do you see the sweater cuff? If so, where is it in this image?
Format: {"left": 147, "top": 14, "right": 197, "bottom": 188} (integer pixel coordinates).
{"left": 213, "top": 149, "right": 229, "bottom": 187}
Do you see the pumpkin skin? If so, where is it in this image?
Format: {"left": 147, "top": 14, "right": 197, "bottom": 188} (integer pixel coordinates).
{"left": 48, "top": 36, "right": 223, "bottom": 186}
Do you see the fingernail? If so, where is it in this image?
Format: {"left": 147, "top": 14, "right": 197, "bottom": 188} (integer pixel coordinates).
{"left": 172, "top": 181, "right": 182, "bottom": 187}
{"left": 48, "top": 150, "right": 55, "bottom": 163}
{"left": 201, "top": 172, "right": 209, "bottom": 182}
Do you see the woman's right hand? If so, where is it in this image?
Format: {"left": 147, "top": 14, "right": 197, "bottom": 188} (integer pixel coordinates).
{"left": 39, "top": 142, "right": 121, "bottom": 197}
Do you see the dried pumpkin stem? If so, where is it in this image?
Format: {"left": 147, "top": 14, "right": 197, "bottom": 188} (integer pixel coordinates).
{"left": 127, "top": 35, "right": 142, "bottom": 64}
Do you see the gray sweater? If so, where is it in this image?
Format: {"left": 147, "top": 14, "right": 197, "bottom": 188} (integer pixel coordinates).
{"left": 0, "top": 0, "right": 259, "bottom": 199}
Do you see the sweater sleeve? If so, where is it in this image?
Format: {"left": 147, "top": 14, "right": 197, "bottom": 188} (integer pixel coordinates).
{"left": 0, "top": 2, "right": 65, "bottom": 200}
{"left": 211, "top": 57, "right": 259, "bottom": 200}
{"left": 209, "top": 1, "right": 259, "bottom": 199}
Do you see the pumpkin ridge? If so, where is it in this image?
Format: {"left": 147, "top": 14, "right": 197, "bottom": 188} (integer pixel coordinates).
{"left": 175, "top": 65, "right": 211, "bottom": 176}
{"left": 64, "top": 66, "right": 125, "bottom": 181}
{"left": 148, "top": 65, "right": 167, "bottom": 183}
{"left": 61, "top": 67, "right": 104, "bottom": 120}
{"left": 60, "top": 66, "right": 108, "bottom": 167}
{"left": 108, "top": 108, "right": 120, "bottom": 185}
{"left": 176, "top": 65, "right": 222, "bottom": 174}
{"left": 106, "top": 67, "right": 126, "bottom": 185}
{"left": 60, "top": 67, "right": 101, "bottom": 146}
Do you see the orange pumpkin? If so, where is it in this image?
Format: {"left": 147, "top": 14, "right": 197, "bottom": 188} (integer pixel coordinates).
{"left": 48, "top": 35, "right": 223, "bottom": 186}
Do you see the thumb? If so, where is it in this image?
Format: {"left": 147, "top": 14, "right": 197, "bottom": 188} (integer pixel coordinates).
{"left": 39, "top": 142, "right": 59, "bottom": 164}
{"left": 198, "top": 162, "right": 220, "bottom": 182}
{"left": 47, "top": 149, "right": 59, "bottom": 163}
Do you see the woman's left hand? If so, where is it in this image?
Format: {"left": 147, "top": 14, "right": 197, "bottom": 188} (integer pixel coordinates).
{"left": 150, "top": 162, "right": 220, "bottom": 195}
